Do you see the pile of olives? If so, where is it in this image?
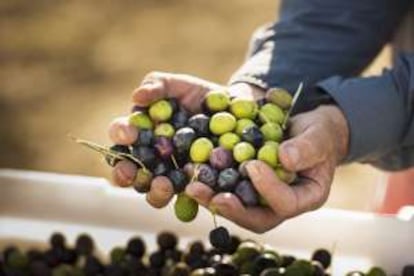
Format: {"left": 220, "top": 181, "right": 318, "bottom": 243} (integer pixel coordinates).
{"left": 106, "top": 88, "right": 297, "bottom": 224}
{"left": 1, "top": 231, "right": 398, "bottom": 276}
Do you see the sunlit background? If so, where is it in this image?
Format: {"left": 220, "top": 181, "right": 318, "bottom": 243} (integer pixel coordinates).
{"left": 0, "top": 0, "right": 392, "bottom": 211}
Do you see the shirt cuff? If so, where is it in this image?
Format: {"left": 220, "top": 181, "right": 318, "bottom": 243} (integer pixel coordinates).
{"left": 316, "top": 74, "right": 406, "bottom": 163}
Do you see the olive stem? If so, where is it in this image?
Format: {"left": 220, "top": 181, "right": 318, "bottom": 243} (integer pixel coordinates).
{"left": 190, "top": 164, "right": 201, "bottom": 183}
{"left": 212, "top": 213, "right": 217, "bottom": 228}
{"left": 170, "top": 154, "right": 179, "bottom": 170}
{"left": 121, "top": 153, "right": 148, "bottom": 172}
{"left": 70, "top": 136, "right": 148, "bottom": 171}
{"left": 209, "top": 205, "right": 218, "bottom": 228}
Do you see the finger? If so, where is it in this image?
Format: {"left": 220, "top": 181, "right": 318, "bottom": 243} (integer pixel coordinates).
{"left": 246, "top": 160, "right": 298, "bottom": 218}
{"left": 112, "top": 160, "right": 137, "bottom": 187}
{"left": 279, "top": 123, "right": 329, "bottom": 171}
{"left": 289, "top": 162, "right": 334, "bottom": 214}
{"left": 132, "top": 72, "right": 168, "bottom": 107}
{"left": 108, "top": 117, "right": 138, "bottom": 145}
{"left": 179, "top": 86, "right": 208, "bottom": 114}
{"left": 185, "top": 181, "right": 215, "bottom": 207}
{"left": 131, "top": 71, "right": 217, "bottom": 113}
{"left": 247, "top": 160, "right": 332, "bottom": 218}
{"left": 146, "top": 176, "right": 174, "bottom": 209}
{"left": 211, "top": 193, "right": 281, "bottom": 233}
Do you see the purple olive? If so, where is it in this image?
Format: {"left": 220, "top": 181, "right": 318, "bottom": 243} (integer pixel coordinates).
{"left": 234, "top": 180, "right": 259, "bottom": 206}
{"left": 154, "top": 137, "right": 174, "bottom": 160}
{"left": 197, "top": 164, "right": 218, "bottom": 189}
{"left": 209, "top": 147, "right": 234, "bottom": 170}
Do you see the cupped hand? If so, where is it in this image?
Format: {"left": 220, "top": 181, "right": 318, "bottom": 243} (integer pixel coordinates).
{"left": 108, "top": 71, "right": 350, "bottom": 234}
{"left": 186, "top": 104, "right": 349, "bottom": 233}
{"left": 108, "top": 71, "right": 222, "bottom": 208}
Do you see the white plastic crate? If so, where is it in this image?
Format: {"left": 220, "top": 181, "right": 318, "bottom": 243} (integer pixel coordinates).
{"left": 0, "top": 169, "right": 413, "bottom": 275}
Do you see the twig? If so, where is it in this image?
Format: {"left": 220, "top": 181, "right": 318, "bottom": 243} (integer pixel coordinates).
{"left": 282, "top": 82, "right": 304, "bottom": 130}
{"left": 69, "top": 135, "right": 147, "bottom": 170}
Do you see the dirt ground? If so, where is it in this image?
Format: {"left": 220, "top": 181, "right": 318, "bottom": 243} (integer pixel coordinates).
{"left": 0, "top": 0, "right": 391, "bottom": 211}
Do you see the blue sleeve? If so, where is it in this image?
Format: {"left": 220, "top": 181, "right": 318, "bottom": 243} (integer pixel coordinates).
{"left": 229, "top": 0, "right": 409, "bottom": 111}
{"left": 229, "top": 0, "right": 414, "bottom": 169}
{"left": 318, "top": 54, "right": 414, "bottom": 170}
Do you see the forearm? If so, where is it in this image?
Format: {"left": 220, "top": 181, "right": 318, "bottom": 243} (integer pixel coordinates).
{"left": 318, "top": 54, "right": 414, "bottom": 168}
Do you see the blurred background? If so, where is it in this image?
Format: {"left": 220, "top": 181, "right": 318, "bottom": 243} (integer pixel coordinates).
{"left": 0, "top": 0, "right": 392, "bottom": 211}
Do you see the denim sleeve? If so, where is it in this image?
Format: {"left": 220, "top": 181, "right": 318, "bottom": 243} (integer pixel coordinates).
{"left": 229, "top": 0, "right": 414, "bottom": 168}
{"left": 229, "top": 0, "right": 409, "bottom": 112}
{"left": 318, "top": 54, "right": 414, "bottom": 170}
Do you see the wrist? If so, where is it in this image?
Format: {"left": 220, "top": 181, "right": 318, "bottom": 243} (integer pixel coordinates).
{"left": 319, "top": 105, "right": 349, "bottom": 163}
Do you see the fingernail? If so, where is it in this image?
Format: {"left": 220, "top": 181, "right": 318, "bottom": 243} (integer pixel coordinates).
{"left": 246, "top": 161, "right": 261, "bottom": 178}
{"left": 285, "top": 145, "right": 299, "bottom": 167}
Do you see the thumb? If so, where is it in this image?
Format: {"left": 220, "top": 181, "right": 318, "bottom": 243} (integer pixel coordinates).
{"left": 245, "top": 160, "right": 296, "bottom": 218}
{"left": 279, "top": 125, "right": 328, "bottom": 171}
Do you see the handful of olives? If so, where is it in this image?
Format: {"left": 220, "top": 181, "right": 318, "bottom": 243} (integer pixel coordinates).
{"left": 76, "top": 87, "right": 299, "bottom": 228}
{"left": 96, "top": 88, "right": 299, "bottom": 225}
{"left": 110, "top": 88, "right": 297, "bottom": 221}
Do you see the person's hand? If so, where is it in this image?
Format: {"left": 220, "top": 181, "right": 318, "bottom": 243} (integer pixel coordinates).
{"left": 186, "top": 104, "right": 349, "bottom": 233}
{"left": 108, "top": 71, "right": 224, "bottom": 208}
{"left": 107, "top": 71, "right": 265, "bottom": 208}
